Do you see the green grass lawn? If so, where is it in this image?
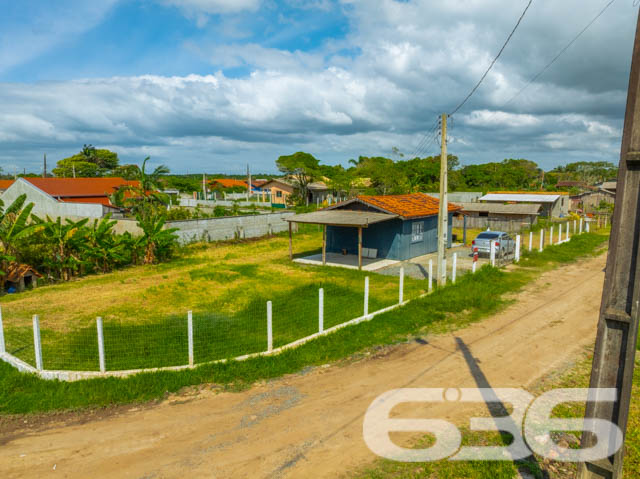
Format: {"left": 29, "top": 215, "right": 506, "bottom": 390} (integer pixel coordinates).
{"left": 1, "top": 227, "right": 426, "bottom": 371}
{"left": 0, "top": 232, "right": 608, "bottom": 415}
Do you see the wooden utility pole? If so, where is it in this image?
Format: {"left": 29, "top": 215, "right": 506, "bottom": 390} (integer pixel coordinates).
{"left": 202, "top": 173, "right": 207, "bottom": 200}
{"left": 578, "top": 10, "right": 640, "bottom": 479}
{"left": 43, "top": 153, "right": 47, "bottom": 178}
{"left": 436, "top": 113, "right": 448, "bottom": 284}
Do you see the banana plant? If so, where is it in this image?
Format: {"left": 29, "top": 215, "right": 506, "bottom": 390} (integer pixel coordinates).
{"left": 33, "top": 216, "right": 89, "bottom": 280}
{"left": 135, "top": 213, "right": 179, "bottom": 264}
{"left": 0, "top": 194, "right": 44, "bottom": 272}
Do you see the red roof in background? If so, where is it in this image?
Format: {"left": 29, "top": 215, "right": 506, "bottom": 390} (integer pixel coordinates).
{"left": 210, "top": 178, "right": 248, "bottom": 189}
{"left": 357, "top": 193, "right": 461, "bottom": 219}
{"left": 0, "top": 180, "right": 15, "bottom": 190}
{"left": 23, "top": 177, "right": 139, "bottom": 199}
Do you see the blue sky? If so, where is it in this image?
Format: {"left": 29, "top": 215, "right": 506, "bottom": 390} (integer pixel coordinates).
{"left": 0, "top": 0, "right": 636, "bottom": 175}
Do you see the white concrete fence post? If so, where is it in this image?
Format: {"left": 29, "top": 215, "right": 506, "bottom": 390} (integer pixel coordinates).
{"left": 187, "top": 311, "right": 194, "bottom": 367}
{"left": 550, "top": 226, "right": 554, "bottom": 245}
{"left": 539, "top": 229, "right": 544, "bottom": 252}
{"left": 364, "top": 276, "right": 370, "bottom": 317}
{"left": 97, "top": 317, "right": 106, "bottom": 373}
{"left": 586, "top": 221, "right": 590, "bottom": 233}
{"left": 32, "top": 315, "right": 43, "bottom": 371}
{"left": 452, "top": 253, "right": 457, "bottom": 284}
{"left": 428, "top": 259, "right": 433, "bottom": 292}
{"left": 398, "top": 267, "right": 404, "bottom": 304}
{"left": 0, "top": 306, "right": 5, "bottom": 355}
{"left": 515, "top": 234, "right": 521, "bottom": 262}
{"left": 579, "top": 218, "right": 583, "bottom": 234}
{"left": 319, "top": 288, "right": 324, "bottom": 333}
{"left": 267, "top": 301, "right": 273, "bottom": 353}
{"left": 574, "top": 220, "right": 577, "bottom": 235}
{"left": 490, "top": 241, "right": 496, "bottom": 267}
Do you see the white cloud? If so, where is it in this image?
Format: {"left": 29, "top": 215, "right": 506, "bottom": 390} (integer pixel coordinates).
{"left": 163, "top": 0, "right": 261, "bottom": 24}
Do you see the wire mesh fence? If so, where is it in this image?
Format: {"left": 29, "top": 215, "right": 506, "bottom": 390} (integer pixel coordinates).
{"left": 0, "top": 221, "right": 597, "bottom": 376}
{"left": 0, "top": 274, "right": 409, "bottom": 374}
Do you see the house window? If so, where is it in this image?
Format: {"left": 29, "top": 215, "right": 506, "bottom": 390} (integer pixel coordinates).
{"left": 276, "top": 190, "right": 283, "bottom": 198}
{"left": 479, "top": 212, "right": 489, "bottom": 217}
{"left": 411, "top": 222, "right": 424, "bottom": 243}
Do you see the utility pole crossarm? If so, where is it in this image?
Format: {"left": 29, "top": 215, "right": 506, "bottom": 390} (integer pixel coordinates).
{"left": 578, "top": 10, "right": 640, "bottom": 479}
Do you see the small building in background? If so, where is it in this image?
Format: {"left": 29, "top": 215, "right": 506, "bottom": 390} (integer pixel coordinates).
{"left": 0, "top": 177, "right": 137, "bottom": 219}
{"left": 571, "top": 189, "right": 616, "bottom": 214}
{"left": 261, "top": 178, "right": 295, "bottom": 207}
{"left": 3, "top": 263, "right": 42, "bottom": 293}
{"left": 455, "top": 202, "right": 540, "bottom": 232}
{"left": 479, "top": 192, "right": 570, "bottom": 217}
{"left": 426, "top": 191, "right": 483, "bottom": 203}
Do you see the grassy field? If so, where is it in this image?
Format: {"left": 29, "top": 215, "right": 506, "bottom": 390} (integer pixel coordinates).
{"left": 1, "top": 226, "right": 427, "bottom": 371}
{"left": 0, "top": 232, "right": 609, "bottom": 415}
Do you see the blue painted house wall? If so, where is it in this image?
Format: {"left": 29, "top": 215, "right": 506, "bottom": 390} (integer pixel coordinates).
{"left": 326, "top": 213, "right": 454, "bottom": 260}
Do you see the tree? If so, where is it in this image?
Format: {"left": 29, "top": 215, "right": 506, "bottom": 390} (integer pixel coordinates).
{"left": 111, "top": 157, "right": 170, "bottom": 218}
{"left": 53, "top": 145, "right": 120, "bottom": 177}
{"left": 276, "top": 152, "right": 319, "bottom": 205}
{"left": 32, "top": 216, "right": 89, "bottom": 281}
{"left": 113, "top": 164, "right": 142, "bottom": 180}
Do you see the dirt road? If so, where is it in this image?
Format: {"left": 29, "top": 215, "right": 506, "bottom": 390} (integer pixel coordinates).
{"left": 0, "top": 254, "right": 607, "bottom": 478}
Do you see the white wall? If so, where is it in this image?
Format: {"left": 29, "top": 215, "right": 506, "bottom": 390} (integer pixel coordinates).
{"left": 1, "top": 179, "right": 105, "bottom": 219}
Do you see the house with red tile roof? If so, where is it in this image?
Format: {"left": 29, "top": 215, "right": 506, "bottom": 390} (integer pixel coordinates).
{"left": 210, "top": 178, "right": 249, "bottom": 190}
{"left": 286, "top": 193, "right": 461, "bottom": 267}
{"left": 0, "top": 177, "right": 139, "bottom": 218}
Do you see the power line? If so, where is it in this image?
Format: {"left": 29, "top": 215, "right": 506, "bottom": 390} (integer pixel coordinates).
{"left": 408, "top": 118, "right": 440, "bottom": 159}
{"left": 501, "top": 0, "right": 616, "bottom": 109}
{"left": 449, "top": 0, "right": 534, "bottom": 117}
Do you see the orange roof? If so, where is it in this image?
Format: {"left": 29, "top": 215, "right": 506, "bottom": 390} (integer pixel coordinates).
{"left": 0, "top": 179, "right": 15, "bottom": 190}
{"left": 23, "top": 177, "right": 139, "bottom": 199}
{"left": 210, "top": 178, "right": 248, "bottom": 188}
{"left": 357, "top": 193, "right": 461, "bottom": 219}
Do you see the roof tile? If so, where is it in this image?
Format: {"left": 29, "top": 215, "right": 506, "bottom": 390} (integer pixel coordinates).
{"left": 357, "top": 193, "right": 461, "bottom": 219}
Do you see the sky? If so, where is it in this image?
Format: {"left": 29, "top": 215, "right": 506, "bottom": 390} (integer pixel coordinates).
{"left": 0, "top": 0, "right": 637, "bottom": 175}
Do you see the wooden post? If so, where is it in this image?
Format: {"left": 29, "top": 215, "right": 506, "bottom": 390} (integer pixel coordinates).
{"left": 322, "top": 225, "right": 327, "bottom": 265}
{"left": 288, "top": 222, "right": 293, "bottom": 260}
{"left": 97, "top": 317, "right": 105, "bottom": 373}
{"left": 358, "top": 227, "right": 363, "bottom": 270}
{"left": 578, "top": 10, "right": 640, "bottom": 478}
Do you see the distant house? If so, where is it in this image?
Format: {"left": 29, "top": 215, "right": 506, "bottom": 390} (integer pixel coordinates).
{"left": 455, "top": 202, "right": 541, "bottom": 231}
{"left": 0, "top": 177, "right": 139, "bottom": 219}
{"left": 261, "top": 178, "right": 295, "bottom": 207}
{"left": 571, "top": 189, "right": 615, "bottom": 214}
{"left": 308, "top": 181, "right": 331, "bottom": 204}
{"left": 480, "top": 192, "right": 570, "bottom": 218}
{"left": 598, "top": 181, "right": 617, "bottom": 194}
{"left": 286, "top": 193, "right": 461, "bottom": 268}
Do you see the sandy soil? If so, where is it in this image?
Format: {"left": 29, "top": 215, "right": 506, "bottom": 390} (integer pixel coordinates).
{"left": 0, "top": 254, "right": 607, "bottom": 478}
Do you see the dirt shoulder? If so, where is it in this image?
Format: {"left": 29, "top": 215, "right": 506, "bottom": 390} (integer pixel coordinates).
{"left": 0, "top": 254, "right": 607, "bottom": 479}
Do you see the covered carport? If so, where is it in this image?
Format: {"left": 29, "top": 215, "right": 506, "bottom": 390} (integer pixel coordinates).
{"left": 285, "top": 210, "right": 396, "bottom": 270}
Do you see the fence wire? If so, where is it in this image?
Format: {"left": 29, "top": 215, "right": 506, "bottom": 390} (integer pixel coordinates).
{"left": 1, "top": 219, "right": 598, "bottom": 374}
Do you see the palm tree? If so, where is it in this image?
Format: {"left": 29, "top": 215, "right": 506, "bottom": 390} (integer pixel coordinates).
{"left": 112, "top": 157, "right": 170, "bottom": 217}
